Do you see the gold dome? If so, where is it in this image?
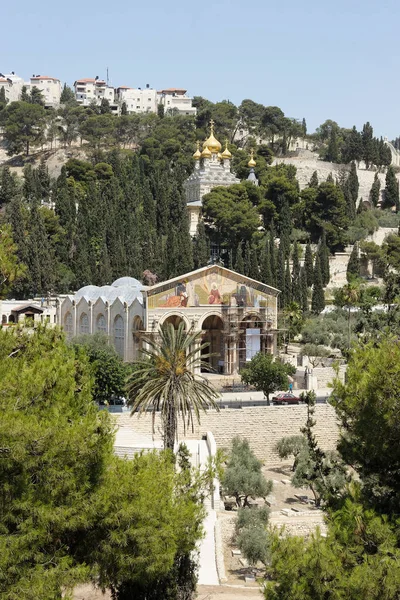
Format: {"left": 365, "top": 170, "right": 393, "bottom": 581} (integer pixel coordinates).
{"left": 248, "top": 149, "right": 257, "bottom": 168}
{"left": 221, "top": 140, "right": 232, "bottom": 160}
{"left": 201, "top": 145, "right": 212, "bottom": 158}
{"left": 202, "top": 119, "right": 222, "bottom": 154}
{"left": 193, "top": 140, "right": 201, "bottom": 160}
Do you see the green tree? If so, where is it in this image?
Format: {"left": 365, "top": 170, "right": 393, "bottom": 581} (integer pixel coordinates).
{"left": 300, "top": 343, "right": 331, "bottom": 368}
{"left": 260, "top": 236, "right": 273, "bottom": 286}
{"left": 317, "top": 230, "right": 330, "bottom": 286}
{"left": 29, "top": 85, "right": 45, "bottom": 106}
{"left": 222, "top": 437, "right": 272, "bottom": 507}
{"left": 300, "top": 266, "right": 308, "bottom": 312}
{"left": 71, "top": 333, "right": 129, "bottom": 404}
{"left": 235, "top": 506, "right": 271, "bottom": 567}
{"left": 369, "top": 172, "right": 381, "bottom": 206}
{"left": 382, "top": 165, "right": 399, "bottom": 210}
{"left": 60, "top": 83, "right": 76, "bottom": 104}
{"left": 311, "top": 254, "right": 325, "bottom": 314}
{"left": 303, "top": 181, "right": 349, "bottom": 252}
{"left": 234, "top": 242, "right": 245, "bottom": 274}
{"left": 347, "top": 243, "right": 361, "bottom": 281}
{"left": 1, "top": 101, "right": 47, "bottom": 155}
{"left": 80, "top": 114, "right": 115, "bottom": 148}
{"left": 193, "top": 220, "right": 209, "bottom": 269}
{"left": 240, "top": 352, "right": 295, "bottom": 404}
{"left": 304, "top": 242, "right": 314, "bottom": 288}
{"left": 326, "top": 125, "right": 339, "bottom": 162}
{"left": 126, "top": 323, "right": 219, "bottom": 450}
{"left": 0, "top": 326, "right": 114, "bottom": 599}
{"left": 308, "top": 170, "right": 319, "bottom": 188}
{"left": 0, "top": 223, "right": 27, "bottom": 297}
{"left": 361, "top": 121, "right": 375, "bottom": 169}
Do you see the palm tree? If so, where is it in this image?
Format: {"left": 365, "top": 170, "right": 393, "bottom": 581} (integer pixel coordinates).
{"left": 126, "top": 322, "right": 219, "bottom": 450}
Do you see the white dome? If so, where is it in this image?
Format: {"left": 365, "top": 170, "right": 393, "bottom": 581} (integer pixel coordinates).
{"left": 112, "top": 277, "right": 142, "bottom": 288}
{"left": 75, "top": 285, "right": 101, "bottom": 301}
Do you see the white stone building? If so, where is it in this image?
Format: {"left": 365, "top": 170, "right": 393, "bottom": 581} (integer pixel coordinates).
{"left": 0, "top": 297, "right": 59, "bottom": 327}
{"left": 157, "top": 88, "right": 196, "bottom": 115}
{"left": 60, "top": 267, "right": 279, "bottom": 373}
{"left": 116, "top": 85, "right": 157, "bottom": 114}
{"left": 74, "top": 78, "right": 118, "bottom": 113}
{"left": 0, "top": 72, "right": 25, "bottom": 103}
{"left": 27, "top": 75, "right": 62, "bottom": 108}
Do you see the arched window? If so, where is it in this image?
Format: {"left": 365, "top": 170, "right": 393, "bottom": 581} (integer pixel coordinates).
{"left": 79, "top": 313, "right": 89, "bottom": 334}
{"left": 64, "top": 312, "right": 73, "bottom": 336}
{"left": 96, "top": 314, "right": 107, "bottom": 333}
{"left": 114, "top": 315, "right": 124, "bottom": 358}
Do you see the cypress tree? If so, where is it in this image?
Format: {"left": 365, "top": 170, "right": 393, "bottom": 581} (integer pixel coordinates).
{"left": 300, "top": 267, "right": 308, "bottom": 313}
{"left": 318, "top": 231, "right": 330, "bottom": 287}
{"left": 291, "top": 242, "right": 301, "bottom": 304}
{"left": 277, "top": 244, "right": 286, "bottom": 308}
{"left": 347, "top": 243, "right": 360, "bottom": 282}
{"left": 361, "top": 122, "right": 374, "bottom": 169}
{"left": 279, "top": 199, "right": 291, "bottom": 260}
{"left": 227, "top": 249, "right": 233, "bottom": 270}
{"left": 326, "top": 127, "right": 339, "bottom": 163}
{"left": 309, "top": 171, "right": 319, "bottom": 189}
{"left": 260, "top": 237, "right": 273, "bottom": 286}
{"left": 348, "top": 161, "right": 359, "bottom": 205}
{"left": 269, "top": 232, "right": 277, "bottom": 286}
{"left": 0, "top": 166, "right": 19, "bottom": 207}
{"left": 193, "top": 221, "right": 209, "bottom": 269}
{"left": 304, "top": 242, "right": 314, "bottom": 288}
{"left": 249, "top": 245, "right": 259, "bottom": 280}
{"left": 369, "top": 172, "right": 381, "bottom": 207}
{"left": 311, "top": 254, "right": 325, "bottom": 314}
{"left": 234, "top": 243, "right": 244, "bottom": 274}
{"left": 383, "top": 166, "right": 400, "bottom": 211}
{"left": 285, "top": 258, "right": 292, "bottom": 306}
{"left": 326, "top": 172, "right": 334, "bottom": 184}
{"left": 343, "top": 179, "right": 356, "bottom": 220}
{"left": 244, "top": 241, "right": 252, "bottom": 277}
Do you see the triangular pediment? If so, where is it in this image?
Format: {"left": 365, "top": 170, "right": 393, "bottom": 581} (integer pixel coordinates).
{"left": 146, "top": 265, "right": 279, "bottom": 310}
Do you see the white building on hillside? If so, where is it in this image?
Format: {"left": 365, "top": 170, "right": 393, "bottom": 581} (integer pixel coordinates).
{"left": 157, "top": 88, "right": 196, "bottom": 115}
{"left": 28, "top": 75, "right": 62, "bottom": 108}
{"left": 0, "top": 72, "right": 25, "bottom": 103}
{"left": 116, "top": 85, "right": 157, "bottom": 114}
{"left": 0, "top": 297, "right": 59, "bottom": 327}
{"left": 74, "top": 78, "right": 118, "bottom": 113}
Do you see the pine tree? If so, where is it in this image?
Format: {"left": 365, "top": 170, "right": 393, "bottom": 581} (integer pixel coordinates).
{"left": 291, "top": 242, "right": 301, "bottom": 303}
{"left": 193, "top": 221, "right": 209, "bottom": 269}
{"left": 0, "top": 166, "right": 18, "bottom": 207}
{"left": 369, "top": 172, "right": 381, "bottom": 207}
{"left": 300, "top": 267, "right": 308, "bottom": 313}
{"left": 234, "top": 243, "right": 244, "bottom": 274}
{"left": 318, "top": 231, "right": 330, "bottom": 286}
{"left": 309, "top": 171, "right": 319, "bottom": 188}
{"left": 347, "top": 244, "right": 360, "bottom": 282}
{"left": 304, "top": 242, "right": 314, "bottom": 288}
{"left": 311, "top": 254, "right": 325, "bottom": 314}
{"left": 244, "top": 241, "right": 251, "bottom": 277}
{"left": 383, "top": 165, "right": 399, "bottom": 210}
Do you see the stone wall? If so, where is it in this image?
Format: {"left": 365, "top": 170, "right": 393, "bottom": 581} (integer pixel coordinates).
{"left": 117, "top": 403, "right": 340, "bottom": 465}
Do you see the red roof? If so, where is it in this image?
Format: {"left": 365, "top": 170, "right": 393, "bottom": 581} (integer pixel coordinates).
{"left": 75, "top": 78, "right": 96, "bottom": 84}
{"left": 30, "top": 75, "right": 59, "bottom": 81}
{"left": 158, "top": 88, "right": 187, "bottom": 94}
{"left": 118, "top": 85, "right": 131, "bottom": 89}
{"left": 0, "top": 78, "right": 9, "bottom": 83}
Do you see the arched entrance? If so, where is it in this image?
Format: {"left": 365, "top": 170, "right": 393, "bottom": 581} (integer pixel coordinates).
{"left": 201, "top": 315, "right": 224, "bottom": 373}
{"left": 163, "top": 314, "right": 187, "bottom": 330}
{"left": 239, "top": 314, "right": 263, "bottom": 370}
{"left": 132, "top": 316, "right": 144, "bottom": 360}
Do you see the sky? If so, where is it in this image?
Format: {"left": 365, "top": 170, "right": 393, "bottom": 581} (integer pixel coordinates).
{"left": 2, "top": 0, "right": 399, "bottom": 138}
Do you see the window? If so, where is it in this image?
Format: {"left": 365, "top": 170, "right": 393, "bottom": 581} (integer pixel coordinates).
{"left": 114, "top": 315, "right": 124, "bottom": 358}
{"left": 79, "top": 313, "right": 89, "bottom": 334}
{"left": 97, "top": 314, "right": 107, "bottom": 333}
{"left": 64, "top": 312, "right": 73, "bottom": 335}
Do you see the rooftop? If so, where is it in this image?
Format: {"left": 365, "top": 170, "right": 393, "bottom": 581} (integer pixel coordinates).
{"left": 30, "top": 75, "right": 60, "bottom": 81}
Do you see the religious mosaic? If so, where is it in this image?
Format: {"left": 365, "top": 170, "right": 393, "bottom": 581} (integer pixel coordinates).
{"left": 147, "top": 269, "right": 275, "bottom": 310}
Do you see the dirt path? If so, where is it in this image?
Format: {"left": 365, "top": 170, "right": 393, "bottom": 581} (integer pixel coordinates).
{"left": 197, "top": 585, "right": 262, "bottom": 599}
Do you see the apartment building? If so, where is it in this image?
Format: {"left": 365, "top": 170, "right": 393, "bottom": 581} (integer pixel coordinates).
{"left": 27, "top": 75, "right": 62, "bottom": 108}
{"left": 157, "top": 88, "right": 197, "bottom": 116}
{"left": 115, "top": 84, "right": 157, "bottom": 114}
{"left": 0, "top": 72, "right": 25, "bottom": 103}
{"left": 74, "top": 78, "right": 118, "bottom": 112}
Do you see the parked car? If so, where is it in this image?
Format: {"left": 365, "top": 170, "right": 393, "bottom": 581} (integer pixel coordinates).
{"left": 272, "top": 392, "right": 301, "bottom": 405}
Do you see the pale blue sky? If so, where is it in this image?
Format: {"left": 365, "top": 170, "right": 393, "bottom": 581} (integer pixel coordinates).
{"left": 2, "top": 0, "right": 399, "bottom": 137}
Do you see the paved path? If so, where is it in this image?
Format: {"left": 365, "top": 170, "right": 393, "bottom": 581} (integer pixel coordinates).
{"left": 198, "top": 509, "right": 219, "bottom": 585}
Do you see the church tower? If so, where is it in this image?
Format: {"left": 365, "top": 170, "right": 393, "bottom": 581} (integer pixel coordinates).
{"left": 184, "top": 120, "right": 240, "bottom": 236}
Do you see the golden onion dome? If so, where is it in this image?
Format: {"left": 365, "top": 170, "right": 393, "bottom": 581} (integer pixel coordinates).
{"left": 248, "top": 149, "right": 257, "bottom": 168}
{"left": 201, "top": 145, "right": 212, "bottom": 158}
{"left": 202, "top": 119, "right": 222, "bottom": 154}
{"left": 193, "top": 140, "right": 201, "bottom": 160}
{"left": 221, "top": 140, "right": 232, "bottom": 160}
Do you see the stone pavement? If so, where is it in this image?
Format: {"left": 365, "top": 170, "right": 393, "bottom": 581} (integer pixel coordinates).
{"left": 198, "top": 510, "right": 219, "bottom": 585}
